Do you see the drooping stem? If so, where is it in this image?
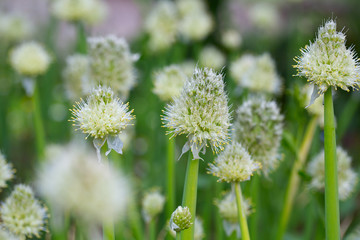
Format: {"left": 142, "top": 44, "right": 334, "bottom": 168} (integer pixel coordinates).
{"left": 234, "top": 182, "right": 250, "bottom": 240}
{"left": 32, "top": 80, "right": 46, "bottom": 160}
{"left": 323, "top": 88, "right": 340, "bottom": 240}
{"left": 180, "top": 152, "right": 199, "bottom": 240}
{"left": 276, "top": 116, "right": 318, "bottom": 240}
{"left": 166, "top": 138, "right": 175, "bottom": 220}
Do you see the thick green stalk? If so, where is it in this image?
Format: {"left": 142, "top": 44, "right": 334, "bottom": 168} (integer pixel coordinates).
{"left": 76, "top": 22, "right": 87, "bottom": 54}
{"left": 276, "top": 116, "right": 318, "bottom": 240}
{"left": 180, "top": 152, "right": 199, "bottom": 240}
{"left": 234, "top": 182, "right": 250, "bottom": 240}
{"left": 249, "top": 174, "right": 259, "bottom": 240}
{"left": 32, "top": 81, "right": 45, "bottom": 160}
{"left": 149, "top": 220, "right": 156, "bottom": 240}
{"left": 324, "top": 88, "right": 340, "bottom": 240}
{"left": 103, "top": 221, "right": 115, "bottom": 240}
{"left": 166, "top": 138, "right": 175, "bottom": 220}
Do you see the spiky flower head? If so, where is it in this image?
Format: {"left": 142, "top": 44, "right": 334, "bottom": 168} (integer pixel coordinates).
{"left": 233, "top": 97, "right": 283, "bottom": 175}
{"left": 294, "top": 20, "right": 360, "bottom": 97}
{"left": 208, "top": 142, "right": 260, "bottom": 183}
{"left": 0, "top": 184, "right": 47, "bottom": 239}
{"left": 163, "top": 67, "right": 231, "bottom": 159}
{"left": 199, "top": 46, "right": 226, "bottom": 71}
{"left": 9, "top": 41, "right": 51, "bottom": 76}
{"left": 176, "top": 0, "right": 213, "bottom": 41}
{"left": 0, "top": 153, "right": 14, "bottom": 191}
{"left": 0, "top": 13, "right": 33, "bottom": 43}
{"left": 70, "top": 86, "right": 134, "bottom": 160}
{"left": 52, "top": 0, "right": 107, "bottom": 25}
{"left": 153, "top": 65, "right": 187, "bottom": 102}
{"left": 221, "top": 29, "right": 242, "bottom": 50}
{"left": 215, "top": 191, "right": 252, "bottom": 236}
{"left": 230, "top": 53, "right": 282, "bottom": 94}
{"left": 63, "top": 54, "right": 93, "bottom": 100}
{"left": 145, "top": 1, "right": 178, "bottom": 52}
{"left": 170, "top": 206, "right": 192, "bottom": 232}
{"left": 37, "top": 143, "right": 131, "bottom": 223}
{"left": 88, "top": 35, "right": 139, "bottom": 99}
{"left": 307, "top": 147, "right": 358, "bottom": 201}
{"left": 194, "top": 217, "right": 205, "bottom": 240}
{"left": 142, "top": 189, "right": 165, "bottom": 223}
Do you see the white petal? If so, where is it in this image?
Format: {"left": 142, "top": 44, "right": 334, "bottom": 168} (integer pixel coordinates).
{"left": 306, "top": 85, "right": 321, "bottom": 108}
{"left": 106, "top": 135, "right": 124, "bottom": 156}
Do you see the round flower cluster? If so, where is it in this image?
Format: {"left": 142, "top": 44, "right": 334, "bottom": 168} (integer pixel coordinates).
{"left": 142, "top": 189, "right": 165, "bottom": 222}
{"left": 37, "top": 143, "right": 131, "bottom": 223}
{"left": 170, "top": 206, "right": 192, "bottom": 232}
{"left": 294, "top": 20, "right": 360, "bottom": 95}
{"left": 10, "top": 41, "right": 51, "bottom": 76}
{"left": 230, "top": 53, "right": 282, "bottom": 94}
{"left": 0, "top": 152, "right": 14, "bottom": 191}
{"left": 221, "top": 29, "right": 242, "bottom": 49}
{"left": 307, "top": 147, "right": 358, "bottom": 201}
{"left": 163, "top": 67, "right": 231, "bottom": 159}
{"left": 52, "top": 0, "right": 107, "bottom": 25}
{"left": 199, "top": 46, "right": 226, "bottom": 71}
{"left": 153, "top": 64, "right": 187, "bottom": 102}
{"left": 233, "top": 97, "right": 283, "bottom": 175}
{"left": 208, "top": 142, "right": 260, "bottom": 183}
{"left": 63, "top": 54, "right": 92, "bottom": 100}
{"left": 88, "top": 35, "right": 139, "bottom": 99}
{"left": 0, "top": 13, "right": 33, "bottom": 43}
{"left": 249, "top": 3, "right": 280, "bottom": 33}
{"left": 0, "top": 184, "right": 47, "bottom": 239}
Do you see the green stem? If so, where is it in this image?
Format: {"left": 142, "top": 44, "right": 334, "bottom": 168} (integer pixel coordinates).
{"left": 249, "top": 174, "right": 259, "bottom": 240}
{"left": 337, "top": 95, "right": 359, "bottom": 140}
{"left": 76, "top": 21, "right": 87, "bottom": 54}
{"left": 276, "top": 116, "right": 318, "bottom": 240}
{"left": 179, "top": 152, "right": 199, "bottom": 240}
{"left": 32, "top": 81, "right": 46, "bottom": 160}
{"left": 103, "top": 221, "right": 115, "bottom": 240}
{"left": 149, "top": 220, "right": 156, "bottom": 240}
{"left": 166, "top": 138, "right": 175, "bottom": 220}
{"left": 324, "top": 88, "right": 340, "bottom": 240}
{"left": 234, "top": 182, "right": 250, "bottom": 240}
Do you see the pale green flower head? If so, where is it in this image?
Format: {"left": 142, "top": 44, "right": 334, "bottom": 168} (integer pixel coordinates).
{"left": 153, "top": 65, "right": 187, "bottom": 102}
{"left": 88, "top": 35, "right": 139, "bottom": 99}
{"left": 208, "top": 142, "right": 260, "bottom": 183}
{"left": 145, "top": 1, "right": 178, "bottom": 52}
{"left": 63, "top": 54, "right": 92, "bottom": 100}
{"left": 0, "top": 152, "right": 14, "bottom": 191}
{"left": 163, "top": 67, "right": 231, "bottom": 159}
{"left": 0, "top": 184, "right": 47, "bottom": 239}
{"left": 142, "top": 189, "right": 165, "bottom": 223}
{"left": 295, "top": 20, "right": 360, "bottom": 95}
{"left": 233, "top": 97, "right": 283, "bottom": 175}
{"left": 10, "top": 41, "right": 51, "bottom": 76}
{"left": 221, "top": 29, "right": 242, "bottom": 49}
{"left": 199, "top": 45, "right": 226, "bottom": 71}
{"left": 70, "top": 86, "right": 134, "bottom": 160}
{"left": 0, "top": 13, "right": 33, "bottom": 43}
{"left": 170, "top": 206, "right": 192, "bottom": 232}
{"left": 307, "top": 147, "right": 358, "bottom": 201}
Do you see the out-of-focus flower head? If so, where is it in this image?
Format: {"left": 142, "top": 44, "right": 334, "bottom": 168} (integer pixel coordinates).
{"left": 52, "top": 0, "right": 107, "bottom": 25}
{"left": 233, "top": 97, "right": 283, "bottom": 175}
{"left": 307, "top": 147, "right": 358, "bottom": 201}
{"left": 199, "top": 46, "right": 226, "bottom": 71}
{"left": 37, "top": 143, "right": 131, "bottom": 223}
{"left": 163, "top": 67, "right": 231, "bottom": 159}
{"left": 249, "top": 2, "right": 280, "bottom": 33}
{"left": 0, "top": 184, "right": 47, "bottom": 239}
{"left": 0, "top": 13, "right": 33, "bottom": 43}
{"left": 88, "top": 35, "right": 139, "bottom": 99}
{"left": 221, "top": 29, "right": 242, "bottom": 50}
{"left": 153, "top": 64, "right": 187, "bottom": 102}
{"left": 194, "top": 217, "right": 205, "bottom": 240}
{"left": 141, "top": 189, "right": 165, "bottom": 223}
{"left": 0, "top": 152, "right": 14, "bottom": 191}
{"left": 0, "top": 227, "right": 18, "bottom": 240}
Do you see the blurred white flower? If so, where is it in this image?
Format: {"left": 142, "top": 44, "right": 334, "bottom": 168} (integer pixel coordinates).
{"left": 221, "top": 29, "right": 242, "bottom": 49}
{"left": 199, "top": 46, "right": 226, "bottom": 71}
{"left": 0, "top": 152, "right": 14, "bottom": 191}
{"left": 0, "top": 227, "right": 18, "bottom": 240}
{"left": 0, "top": 13, "right": 33, "bottom": 43}
{"left": 249, "top": 3, "right": 280, "bottom": 33}
{"left": 194, "top": 217, "right": 205, "bottom": 240}
{"left": 142, "top": 189, "right": 165, "bottom": 223}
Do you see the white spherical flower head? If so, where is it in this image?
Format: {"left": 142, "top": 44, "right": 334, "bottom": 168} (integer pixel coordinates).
{"left": 233, "top": 97, "right": 283, "bottom": 175}
{"left": 88, "top": 35, "right": 139, "bottom": 98}
{"left": 208, "top": 142, "right": 260, "bottom": 183}
{"left": 153, "top": 65, "right": 187, "bottom": 102}
{"left": 145, "top": 1, "right": 178, "bottom": 52}
{"left": 142, "top": 189, "right": 165, "bottom": 223}
{"left": 37, "top": 143, "right": 131, "bottom": 223}
{"left": 170, "top": 206, "right": 192, "bottom": 232}
{"left": 295, "top": 20, "right": 360, "bottom": 97}
{"left": 52, "top": 0, "right": 107, "bottom": 25}
{"left": 307, "top": 147, "right": 358, "bottom": 201}
{"left": 230, "top": 53, "right": 282, "bottom": 94}
{"left": 63, "top": 54, "right": 92, "bottom": 100}
{"left": 0, "top": 152, "right": 14, "bottom": 191}
{"left": 10, "top": 41, "right": 51, "bottom": 76}
{"left": 0, "top": 14, "right": 33, "bottom": 43}
{"left": 70, "top": 86, "right": 134, "bottom": 160}
{"left": 199, "top": 46, "right": 226, "bottom": 71}
{"left": 221, "top": 29, "right": 242, "bottom": 49}
{"left": 163, "top": 67, "right": 231, "bottom": 159}
{"left": 177, "top": 0, "right": 213, "bottom": 41}
{"left": 0, "top": 184, "right": 47, "bottom": 239}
